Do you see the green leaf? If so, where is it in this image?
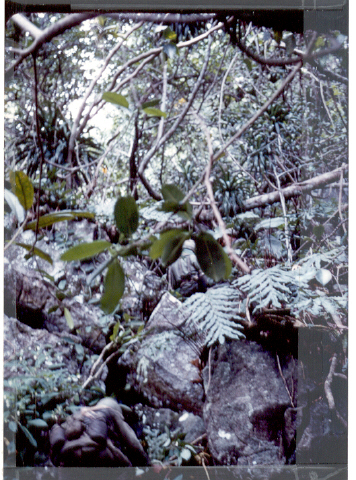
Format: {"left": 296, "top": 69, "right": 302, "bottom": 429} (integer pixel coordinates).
{"left": 4, "top": 189, "right": 25, "bottom": 223}
{"left": 161, "top": 184, "right": 192, "bottom": 220}
{"left": 16, "top": 243, "right": 53, "bottom": 265}
{"left": 25, "top": 210, "right": 95, "bottom": 231}
{"left": 110, "top": 321, "right": 121, "bottom": 342}
{"left": 180, "top": 448, "right": 192, "bottom": 461}
{"left": 64, "top": 308, "right": 74, "bottom": 330}
{"left": 8, "top": 421, "right": 17, "bottom": 433}
{"left": 149, "top": 229, "right": 190, "bottom": 267}
{"left": 163, "top": 27, "right": 177, "bottom": 41}
{"left": 194, "top": 232, "right": 232, "bottom": 281}
{"left": 142, "top": 99, "right": 160, "bottom": 109}
{"left": 60, "top": 240, "right": 111, "bottom": 261}
{"left": 18, "top": 424, "right": 37, "bottom": 448}
{"left": 114, "top": 196, "right": 139, "bottom": 236}
{"left": 101, "top": 259, "right": 125, "bottom": 314}
{"left": 243, "top": 58, "right": 252, "bottom": 72}
{"left": 9, "top": 170, "right": 34, "bottom": 211}
{"left": 102, "top": 92, "right": 129, "bottom": 109}
{"left": 163, "top": 42, "right": 177, "bottom": 60}
{"left": 255, "top": 217, "right": 285, "bottom": 230}
{"left": 143, "top": 107, "right": 167, "bottom": 118}
{"left": 161, "top": 184, "right": 185, "bottom": 203}
{"left": 27, "top": 419, "right": 48, "bottom": 429}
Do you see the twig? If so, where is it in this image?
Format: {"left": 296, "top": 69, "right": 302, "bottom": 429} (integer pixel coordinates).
{"left": 276, "top": 354, "right": 295, "bottom": 408}
{"left": 3, "top": 211, "right": 31, "bottom": 252}
{"left": 82, "top": 341, "right": 121, "bottom": 390}
{"left": 218, "top": 51, "right": 239, "bottom": 144}
{"left": 206, "top": 346, "right": 212, "bottom": 395}
{"left": 338, "top": 168, "right": 347, "bottom": 235}
{"left": 320, "top": 81, "right": 334, "bottom": 129}
{"left": 324, "top": 353, "right": 347, "bottom": 429}
{"left": 191, "top": 433, "right": 207, "bottom": 445}
{"left": 273, "top": 165, "right": 293, "bottom": 264}
{"left": 202, "top": 457, "right": 211, "bottom": 480}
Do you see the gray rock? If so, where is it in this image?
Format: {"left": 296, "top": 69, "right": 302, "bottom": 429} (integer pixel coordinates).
{"left": 202, "top": 341, "right": 291, "bottom": 465}
{"left": 118, "top": 292, "right": 205, "bottom": 414}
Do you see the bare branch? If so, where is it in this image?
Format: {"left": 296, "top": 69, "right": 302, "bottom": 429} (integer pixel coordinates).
{"left": 11, "top": 14, "right": 42, "bottom": 39}
{"left": 6, "top": 13, "right": 99, "bottom": 74}
{"left": 243, "top": 164, "right": 348, "bottom": 211}
{"left": 235, "top": 33, "right": 344, "bottom": 68}
{"left": 106, "top": 13, "right": 218, "bottom": 25}
{"left": 198, "top": 165, "right": 348, "bottom": 221}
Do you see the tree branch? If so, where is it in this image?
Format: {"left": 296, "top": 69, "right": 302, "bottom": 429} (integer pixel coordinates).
{"left": 6, "top": 13, "right": 99, "bottom": 75}
{"left": 244, "top": 164, "right": 348, "bottom": 211}
{"left": 106, "top": 13, "right": 218, "bottom": 25}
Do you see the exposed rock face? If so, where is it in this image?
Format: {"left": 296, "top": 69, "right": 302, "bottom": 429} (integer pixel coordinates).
{"left": 202, "top": 341, "right": 291, "bottom": 466}
{"left": 118, "top": 292, "right": 205, "bottom": 414}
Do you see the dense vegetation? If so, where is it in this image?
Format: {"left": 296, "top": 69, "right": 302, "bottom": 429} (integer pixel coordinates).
{"left": 4, "top": 11, "right": 348, "bottom": 467}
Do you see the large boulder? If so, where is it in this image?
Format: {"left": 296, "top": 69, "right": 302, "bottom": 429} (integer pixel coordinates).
{"left": 202, "top": 341, "right": 292, "bottom": 465}
{"left": 118, "top": 292, "right": 205, "bottom": 414}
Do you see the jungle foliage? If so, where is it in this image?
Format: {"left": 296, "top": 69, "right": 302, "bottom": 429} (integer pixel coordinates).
{"left": 4, "top": 10, "right": 348, "bottom": 466}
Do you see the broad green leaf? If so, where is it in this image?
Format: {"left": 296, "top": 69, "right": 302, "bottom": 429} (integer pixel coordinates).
{"left": 161, "top": 184, "right": 192, "bottom": 220}
{"left": 142, "top": 99, "right": 160, "bottom": 109}
{"left": 163, "top": 27, "right": 177, "bottom": 41}
{"left": 194, "top": 232, "right": 232, "bottom": 281}
{"left": 97, "top": 16, "right": 106, "bottom": 27}
{"left": 64, "top": 308, "right": 74, "bottom": 330}
{"left": 25, "top": 210, "right": 94, "bottom": 230}
{"left": 143, "top": 107, "right": 167, "bottom": 118}
{"left": 255, "top": 217, "right": 285, "bottom": 230}
{"left": 161, "top": 184, "right": 185, "bottom": 202}
{"left": 18, "top": 424, "right": 37, "bottom": 448}
{"left": 27, "top": 419, "right": 48, "bottom": 429}
{"left": 180, "top": 448, "right": 192, "bottom": 461}
{"left": 315, "top": 36, "right": 325, "bottom": 48}
{"left": 163, "top": 42, "right": 177, "bottom": 60}
{"left": 114, "top": 196, "right": 139, "bottom": 236}
{"left": 16, "top": 243, "right": 53, "bottom": 265}
{"left": 101, "top": 259, "right": 125, "bottom": 314}
{"left": 60, "top": 240, "right": 111, "bottom": 261}
{"left": 110, "top": 321, "right": 121, "bottom": 342}
{"left": 149, "top": 229, "right": 190, "bottom": 267}
{"left": 102, "top": 92, "right": 129, "bottom": 109}
{"left": 243, "top": 58, "right": 252, "bottom": 72}
{"left": 4, "top": 189, "right": 25, "bottom": 223}
{"left": 8, "top": 421, "right": 17, "bottom": 433}
{"left": 9, "top": 170, "right": 34, "bottom": 211}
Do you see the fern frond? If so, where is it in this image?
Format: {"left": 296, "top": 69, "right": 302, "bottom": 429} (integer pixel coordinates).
{"left": 234, "top": 266, "right": 296, "bottom": 313}
{"left": 183, "top": 286, "right": 245, "bottom": 347}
